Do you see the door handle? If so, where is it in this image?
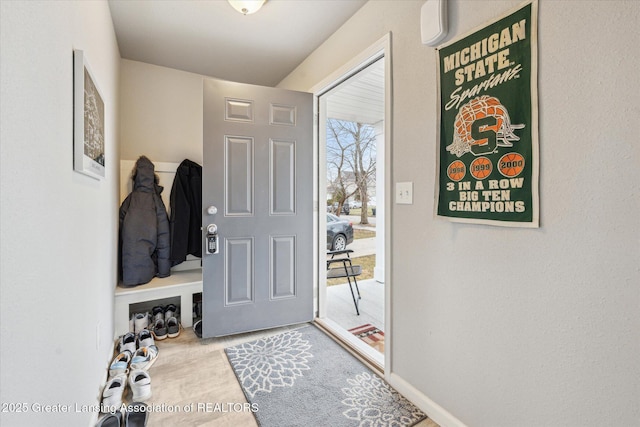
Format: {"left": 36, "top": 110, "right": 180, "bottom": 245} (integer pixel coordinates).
{"left": 206, "top": 224, "right": 219, "bottom": 254}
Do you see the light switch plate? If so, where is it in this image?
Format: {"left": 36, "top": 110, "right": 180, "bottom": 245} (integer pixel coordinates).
{"left": 396, "top": 182, "right": 413, "bottom": 204}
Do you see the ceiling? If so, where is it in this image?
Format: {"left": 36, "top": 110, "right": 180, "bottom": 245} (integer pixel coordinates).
{"left": 326, "top": 56, "right": 384, "bottom": 125}
{"left": 108, "top": 0, "right": 367, "bottom": 87}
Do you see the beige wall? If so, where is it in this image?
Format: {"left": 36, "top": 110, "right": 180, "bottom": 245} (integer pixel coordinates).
{"left": 119, "top": 59, "right": 204, "bottom": 165}
{"left": 0, "top": 1, "right": 121, "bottom": 426}
{"left": 280, "top": 1, "right": 640, "bottom": 426}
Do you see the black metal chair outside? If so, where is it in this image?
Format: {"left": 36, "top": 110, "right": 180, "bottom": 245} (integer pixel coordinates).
{"left": 326, "top": 249, "right": 362, "bottom": 315}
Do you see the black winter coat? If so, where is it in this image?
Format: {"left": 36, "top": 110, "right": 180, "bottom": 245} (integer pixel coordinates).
{"left": 119, "top": 156, "right": 171, "bottom": 286}
{"left": 169, "top": 159, "right": 202, "bottom": 264}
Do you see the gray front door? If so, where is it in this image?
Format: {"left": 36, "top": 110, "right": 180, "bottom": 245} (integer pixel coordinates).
{"left": 202, "top": 78, "right": 313, "bottom": 337}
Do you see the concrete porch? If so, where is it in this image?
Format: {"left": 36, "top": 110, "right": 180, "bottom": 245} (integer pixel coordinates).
{"left": 325, "top": 278, "right": 384, "bottom": 336}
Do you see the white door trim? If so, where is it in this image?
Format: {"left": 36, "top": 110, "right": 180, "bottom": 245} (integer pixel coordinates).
{"left": 312, "top": 33, "right": 392, "bottom": 374}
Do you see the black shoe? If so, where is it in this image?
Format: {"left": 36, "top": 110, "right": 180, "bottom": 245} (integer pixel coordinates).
{"left": 96, "top": 411, "right": 121, "bottom": 427}
{"left": 125, "top": 402, "right": 148, "bottom": 427}
{"left": 193, "top": 320, "right": 202, "bottom": 338}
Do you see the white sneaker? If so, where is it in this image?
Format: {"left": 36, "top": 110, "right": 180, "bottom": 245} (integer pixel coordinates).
{"left": 151, "top": 306, "right": 165, "bottom": 323}
{"left": 131, "top": 345, "right": 158, "bottom": 371}
{"left": 101, "top": 373, "right": 127, "bottom": 411}
{"left": 164, "top": 304, "right": 177, "bottom": 321}
{"left": 133, "top": 312, "right": 149, "bottom": 333}
{"left": 108, "top": 352, "right": 131, "bottom": 378}
{"left": 137, "top": 329, "right": 155, "bottom": 349}
{"left": 128, "top": 370, "right": 152, "bottom": 401}
{"left": 117, "top": 332, "right": 137, "bottom": 356}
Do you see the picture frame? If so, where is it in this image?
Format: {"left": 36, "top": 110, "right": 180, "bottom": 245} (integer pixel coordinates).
{"left": 73, "top": 49, "right": 105, "bottom": 180}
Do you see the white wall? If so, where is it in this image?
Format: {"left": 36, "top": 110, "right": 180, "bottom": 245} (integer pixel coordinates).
{"left": 0, "top": 1, "right": 120, "bottom": 426}
{"left": 120, "top": 59, "right": 203, "bottom": 164}
{"left": 280, "top": 1, "right": 640, "bottom": 426}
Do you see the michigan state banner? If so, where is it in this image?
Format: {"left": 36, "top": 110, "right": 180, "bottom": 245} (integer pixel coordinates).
{"left": 435, "top": 1, "right": 539, "bottom": 227}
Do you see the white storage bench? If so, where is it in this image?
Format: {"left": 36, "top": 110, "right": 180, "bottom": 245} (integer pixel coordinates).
{"left": 114, "top": 269, "right": 203, "bottom": 338}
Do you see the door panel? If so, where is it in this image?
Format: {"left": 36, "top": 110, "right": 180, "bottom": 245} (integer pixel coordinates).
{"left": 270, "top": 235, "right": 296, "bottom": 299}
{"left": 270, "top": 139, "right": 296, "bottom": 215}
{"left": 202, "top": 79, "right": 313, "bottom": 337}
{"left": 225, "top": 237, "right": 253, "bottom": 305}
{"left": 224, "top": 135, "right": 253, "bottom": 216}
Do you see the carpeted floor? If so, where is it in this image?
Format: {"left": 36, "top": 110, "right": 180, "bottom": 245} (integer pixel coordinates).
{"left": 225, "top": 324, "right": 426, "bottom": 427}
{"left": 140, "top": 324, "right": 438, "bottom": 426}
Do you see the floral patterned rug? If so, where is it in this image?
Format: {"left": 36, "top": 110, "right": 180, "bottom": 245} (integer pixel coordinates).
{"left": 225, "top": 325, "right": 426, "bottom": 427}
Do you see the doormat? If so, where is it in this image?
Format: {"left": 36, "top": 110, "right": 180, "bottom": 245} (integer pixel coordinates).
{"left": 348, "top": 324, "right": 385, "bottom": 353}
{"left": 225, "top": 325, "right": 426, "bottom": 427}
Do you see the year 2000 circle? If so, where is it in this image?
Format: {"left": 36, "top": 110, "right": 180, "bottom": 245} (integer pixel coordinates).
{"left": 498, "top": 152, "right": 525, "bottom": 178}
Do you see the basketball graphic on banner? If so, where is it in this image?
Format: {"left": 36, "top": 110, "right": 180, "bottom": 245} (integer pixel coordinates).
{"left": 498, "top": 153, "right": 525, "bottom": 178}
{"left": 447, "top": 160, "right": 466, "bottom": 182}
{"left": 470, "top": 157, "right": 492, "bottom": 180}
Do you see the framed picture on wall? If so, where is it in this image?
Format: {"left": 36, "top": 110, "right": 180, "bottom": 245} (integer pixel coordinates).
{"left": 73, "top": 49, "right": 105, "bottom": 180}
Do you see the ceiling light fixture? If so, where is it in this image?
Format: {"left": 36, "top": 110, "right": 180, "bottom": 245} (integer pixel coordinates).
{"left": 228, "top": 0, "right": 266, "bottom": 15}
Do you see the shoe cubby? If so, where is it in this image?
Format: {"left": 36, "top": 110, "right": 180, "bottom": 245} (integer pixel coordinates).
{"left": 114, "top": 269, "right": 203, "bottom": 338}
{"left": 128, "top": 296, "right": 180, "bottom": 322}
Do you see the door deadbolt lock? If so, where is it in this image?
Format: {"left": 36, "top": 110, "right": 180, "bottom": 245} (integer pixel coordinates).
{"left": 206, "top": 224, "right": 219, "bottom": 254}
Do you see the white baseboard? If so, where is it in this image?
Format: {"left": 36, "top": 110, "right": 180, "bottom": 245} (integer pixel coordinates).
{"left": 88, "top": 340, "right": 116, "bottom": 427}
{"left": 386, "top": 372, "right": 467, "bottom": 427}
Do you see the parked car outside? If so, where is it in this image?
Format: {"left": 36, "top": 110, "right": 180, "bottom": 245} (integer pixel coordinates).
{"left": 326, "top": 213, "right": 354, "bottom": 251}
{"left": 350, "top": 201, "right": 362, "bottom": 209}
{"left": 327, "top": 202, "right": 350, "bottom": 215}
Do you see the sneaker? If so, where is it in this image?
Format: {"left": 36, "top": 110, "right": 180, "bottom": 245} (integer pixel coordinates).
{"left": 164, "top": 304, "right": 177, "bottom": 321}
{"left": 133, "top": 313, "right": 149, "bottom": 333}
{"left": 151, "top": 306, "right": 167, "bottom": 340}
{"left": 166, "top": 317, "right": 180, "bottom": 338}
{"left": 195, "top": 301, "right": 202, "bottom": 318}
{"left": 152, "top": 317, "right": 167, "bottom": 340}
{"left": 101, "top": 373, "right": 127, "bottom": 411}
{"left": 124, "top": 402, "right": 148, "bottom": 426}
{"left": 128, "top": 370, "right": 152, "bottom": 402}
{"left": 96, "top": 411, "right": 122, "bottom": 427}
{"left": 118, "top": 332, "right": 137, "bottom": 356}
{"left": 151, "top": 305, "right": 164, "bottom": 321}
{"left": 130, "top": 345, "right": 158, "bottom": 371}
{"left": 137, "top": 329, "right": 155, "bottom": 349}
{"left": 108, "top": 352, "right": 131, "bottom": 377}
{"left": 193, "top": 320, "right": 202, "bottom": 338}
